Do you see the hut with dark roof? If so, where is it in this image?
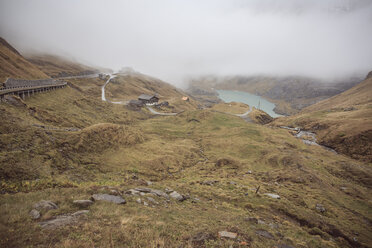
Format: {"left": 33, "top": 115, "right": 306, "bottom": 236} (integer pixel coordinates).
{"left": 138, "top": 94, "right": 159, "bottom": 105}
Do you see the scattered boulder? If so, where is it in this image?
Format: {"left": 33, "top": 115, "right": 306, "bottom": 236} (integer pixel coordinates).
{"left": 91, "top": 194, "right": 126, "bottom": 204}
{"left": 218, "top": 231, "right": 237, "bottom": 239}
{"left": 256, "top": 229, "right": 275, "bottom": 239}
{"left": 315, "top": 203, "right": 326, "bottom": 213}
{"left": 134, "top": 188, "right": 152, "bottom": 193}
{"left": 169, "top": 191, "right": 185, "bottom": 201}
{"left": 150, "top": 189, "right": 169, "bottom": 199}
{"left": 73, "top": 200, "right": 94, "bottom": 208}
{"left": 146, "top": 197, "right": 159, "bottom": 205}
{"left": 264, "top": 193, "right": 281, "bottom": 199}
{"left": 165, "top": 188, "right": 174, "bottom": 194}
{"left": 29, "top": 209, "right": 40, "bottom": 220}
{"left": 34, "top": 200, "right": 58, "bottom": 211}
{"left": 39, "top": 210, "right": 89, "bottom": 229}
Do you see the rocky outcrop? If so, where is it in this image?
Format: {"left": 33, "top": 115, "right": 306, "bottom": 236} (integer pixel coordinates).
{"left": 39, "top": 210, "right": 89, "bottom": 229}
{"left": 33, "top": 200, "right": 58, "bottom": 211}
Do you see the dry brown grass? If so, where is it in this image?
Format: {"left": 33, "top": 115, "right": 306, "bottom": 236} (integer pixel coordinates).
{"left": 211, "top": 102, "right": 250, "bottom": 114}
{"left": 26, "top": 54, "right": 99, "bottom": 78}
{"left": 274, "top": 77, "right": 372, "bottom": 162}
{"left": 0, "top": 37, "right": 49, "bottom": 83}
{"left": 70, "top": 123, "right": 144, "bottom": 153}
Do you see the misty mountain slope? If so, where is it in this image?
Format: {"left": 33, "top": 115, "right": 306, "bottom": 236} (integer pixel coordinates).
{"left": 26, "top": 54, "right": 101, "bottom": 78}
{"left": 188, "top": 75, "right": 361, "bottom": 115}
{"left": 105, "top": 72, "right": 198, "bottom": 112}
{"left": 274, "top": 73, "right": 372, "bottom": 162}
{"left": 0, "top": 37, "right": 49, "bottom": 83}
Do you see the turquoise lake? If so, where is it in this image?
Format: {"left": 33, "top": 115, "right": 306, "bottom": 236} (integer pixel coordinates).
{"left": 216, "top": 90, "right": 282, "bottom": 118}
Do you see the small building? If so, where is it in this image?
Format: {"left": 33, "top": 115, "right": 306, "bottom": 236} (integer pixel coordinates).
{"left": 138, "top": 94, "right": 159, "bottom": 105}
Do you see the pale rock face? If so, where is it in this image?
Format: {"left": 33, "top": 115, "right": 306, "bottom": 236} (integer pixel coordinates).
{"left": 169, "top": 191, "right": 184, "bottom": 201}
{"left": 218, "top": 231, "right": 237, "bottom": 239}
{"left": 91, "top": 194, "right": 126, "bottom": 204}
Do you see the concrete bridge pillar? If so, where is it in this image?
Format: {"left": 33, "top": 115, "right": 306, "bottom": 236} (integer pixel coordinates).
{"left": 21, "top": 92, "right": 25, "bottom": 100}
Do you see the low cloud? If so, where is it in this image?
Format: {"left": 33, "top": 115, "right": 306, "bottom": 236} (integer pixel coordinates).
{"left": 1, "top": 0, "right": 371, "bottom": 86}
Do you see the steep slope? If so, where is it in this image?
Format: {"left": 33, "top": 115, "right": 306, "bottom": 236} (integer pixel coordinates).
{"left": 26, "top": 54, "right": 100, "bottom": 78}
{"left": 0, "top": 37, "right": 49, "bottom": 83}
{"left": 274, "top": 73, "right": 372, "bottom": 162}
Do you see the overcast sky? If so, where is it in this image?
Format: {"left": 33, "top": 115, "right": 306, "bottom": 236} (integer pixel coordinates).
{"left": 0, "top": 0, "right": 372, "bottom": 86}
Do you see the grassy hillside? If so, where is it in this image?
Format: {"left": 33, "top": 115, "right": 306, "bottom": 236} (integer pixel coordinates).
{"left": 274, "top": 74, "right": 372, "bottom": 162}
{"left": 106, "top": 72, "right": 198, "bottom": 112}
{"left": 0, "top": 38, "right": 370, "bottom": 247}
{"left": 0, "top": 73, "right": 371, "bottom": 247}
{"left": 26, "top": 54, "right": 100, "bottom": 78}
{"left": 0, "top": 37, "right": 49, "bottom": 83}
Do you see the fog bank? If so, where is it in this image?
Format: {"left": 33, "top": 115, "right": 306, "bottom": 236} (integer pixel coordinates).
{"left": 0, "top": 0, "right": 371, "bottom": 86}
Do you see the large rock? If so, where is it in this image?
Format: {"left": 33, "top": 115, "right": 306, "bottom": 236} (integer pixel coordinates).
{"left": 169, "top": 191, "right": 185, "bottom": 201}
{"left": 29, "top": 209, "right": 41, "bottom": 220}
{"left": 73, "top": 200, "right": 94, "bottom": 208}
{"left": 39, "top": 210, "right": 89, "bottom": 229}
{"left": 34, "top": 200, "right": 58, "bottom": 211}
{"left": 256, "top": 229, "right": 275, "bottom": 239}
{"left": 91, "top": 194, "right": 126, "bottom": 204}
{"left": 218, "top": 231, "right": 237, "bottom": 239}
